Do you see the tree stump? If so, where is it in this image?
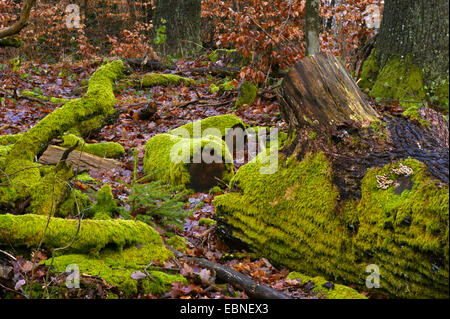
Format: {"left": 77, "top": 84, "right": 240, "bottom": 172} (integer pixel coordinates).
{"left": 214, "top": 53, "right": 449, "bottom": 298}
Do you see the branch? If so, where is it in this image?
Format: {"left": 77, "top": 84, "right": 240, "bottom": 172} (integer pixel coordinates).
{"left": 0, "top": 0, "right": 37, "bottom": 39}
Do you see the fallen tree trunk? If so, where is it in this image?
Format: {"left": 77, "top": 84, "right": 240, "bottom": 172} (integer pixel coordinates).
{"left": 214, "top": 53, "right": 449, "bottom": 298}
{"left": 0, "top": 60, "right": 124, "bottom": 215}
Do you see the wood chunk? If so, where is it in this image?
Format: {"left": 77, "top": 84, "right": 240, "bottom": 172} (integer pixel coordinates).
{"left": 38, "top": 145, "right": 118, "bottom": 172}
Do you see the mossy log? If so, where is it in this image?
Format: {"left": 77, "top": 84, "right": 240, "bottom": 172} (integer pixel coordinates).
{"left": 0, "top": 214, "right": 185, "bottom": 296}
{"left": 132, "top": 73, "right": 195, "bottom": 88}
{"left": 0, "top": 60, "right": 124, "bottom": 214}
{"left": 214, "top": 53, "right": 449, "bottom": 298}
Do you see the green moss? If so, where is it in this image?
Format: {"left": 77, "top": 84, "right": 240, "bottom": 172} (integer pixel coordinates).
{"left": 137, "top": 73, "right": 195, "bottom": 88}
{"left": 429, "top": 76, "right": 449, "bottom": 114}
{"left": 209, "top": 80, "right": 237, "bottom": 94}
{"left": 370, "top": 56, "right": 425, "bottom": 107}
{"left": 57, "top": 189, "right": 92, "bottom": 218}
{"left": 359, "top": 49, "right": 379, "bottom": 90}
{"left": 198, "top": 218, "right": 217, "bottom": 227}
{"left": 209, "top": 186, "right": 223, "bottom": 194}
{"left": 20, "top": 91, "right": 70, "bottom": 104}
{"left": 0, "top": 213, "right": 161, "bottom": 254}
{"left": 287, "top": 272, "right": 367, "bottom": 299}
{"left": 214, "top": 153, "right": 449, "bottom": 298}
{"left": 61, "top": 134, "right": 125, "bottom": 158}
{"left": 166, "top": 235, "right": 189, "bottom": 252}
{"left": 143, "top": 133, "right": 234, "bottom": 190}
{"left": 235, "top": 81, "right": 257, "bottom": 108}
{"left": 90, "top": 184, "right": 118, "bottom": 220}
{"left": 74, "top": 172, "right": 98, "bottom": 183}
{"left": 0, "top": 144, "right": 12, "bottom": 157}
{"left": 42, "top": 241, "right": 184, "bottom": 297}
{"left": 169, "top": 114, "right": 245, "bottom": 139}
{"left": 0, "top": 37, "right": 23, "bottom": 48}
{"left": 0, "top": 134, "right": 22, "bottom": 146}
{"left": 0, "top": 60, "right": 124, "bottom": 206}
{"left": 26, "top": 164, "right": 74, "bottom": 215}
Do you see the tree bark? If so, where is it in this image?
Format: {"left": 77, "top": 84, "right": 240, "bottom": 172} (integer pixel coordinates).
{"left": 153, "top": 0, "right": 201, "bottom": 57}
{"left": 305, "top": 0, "right": 320, "bottom": 56}
{"left": 0, "top": 0, "right": 36, "bottom": 39}
{"left": 278, "top": 53, "right": 448, "bottom": 200}
{"left": 376, "top": 0, "right": 449, "bottom": 85}
{"left": 214, "top": 53, "right": 449, "bottom": 299}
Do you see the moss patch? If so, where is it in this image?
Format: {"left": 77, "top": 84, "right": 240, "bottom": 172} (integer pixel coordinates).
{"left": 359, "top": 49, "right": 379, "bottom": 90}
{"left": 235, "top": 81, "right": 257, "bottom": 108}
{"left": 214, "top": 152, "right": 449, "bottom": 298}
{"left": 20, "top": 91, "right": 71, "bottom": 104}
{"left": 370, "top": 56, "right": 425, "bottom": 107}
{"left": 61, "top": 134, "right": 125, "bottom": 159}
{"left": 43, "top": 244, "right": 185, "bottom": 297}
{"left": 136, "top": 73, "right": 195, "bottom": 88}
{"left": 287, "top": 272, "right": 367, "bottom": 299}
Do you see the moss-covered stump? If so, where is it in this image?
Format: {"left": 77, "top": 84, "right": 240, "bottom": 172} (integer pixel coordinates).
{"left": 143, "top": 133, "right": 234, "bottom": 192}
{"left": 61, "top": 134, "right": 125, "bottom": 159}
{"left": 143, "top": 114, "right": 246, "bottom": 191}
{"left": 214, "top": 152, "right": 449, "bottom": 298}
{"left": 0, "top": 214, "right": 185, "bottom": 296}
{"left": 0, "top": 60, "right": 124, "bottom": 213}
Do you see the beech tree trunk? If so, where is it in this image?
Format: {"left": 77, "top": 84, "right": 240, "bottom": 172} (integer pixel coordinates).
{"left": 153, "top": 0, "right": 201, "bottom": 57}
{"left": 376, "top": 0, "right": 449, "bottom": 84}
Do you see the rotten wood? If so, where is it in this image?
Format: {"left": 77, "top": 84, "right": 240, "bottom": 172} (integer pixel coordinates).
{"left": 278, "top": 52, "right": 449, "bottom": 200}
{"left": 38, "top": 145, "right": 118, "bottom": 172}
{"left": 278, "top": 52, "right": 380, "bottom": 134}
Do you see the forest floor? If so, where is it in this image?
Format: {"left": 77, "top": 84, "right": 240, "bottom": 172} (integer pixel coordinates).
{"left": 0, "top": 55, "right": 381, "bottom": 299}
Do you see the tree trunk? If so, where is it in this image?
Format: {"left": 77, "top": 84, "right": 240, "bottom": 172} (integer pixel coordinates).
{"left": 278, "top": 53, "right": 448, "bottom": 200}
{"left": 153, "top": 0, "right": 201, "bottom": 57}
{"left": 376, "top": 0, "right": 449, "bottom": 85}
{"left": 305, "top": 0, "right": 320, "bottom": 56}
{"left": 214, "top": 53, "right": 449, "bottom": 299}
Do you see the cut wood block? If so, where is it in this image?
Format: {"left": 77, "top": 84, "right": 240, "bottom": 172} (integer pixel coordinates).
{"left": 38, "top": 145, "right": 118, "bottom": 172}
